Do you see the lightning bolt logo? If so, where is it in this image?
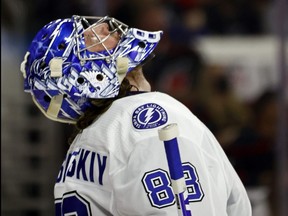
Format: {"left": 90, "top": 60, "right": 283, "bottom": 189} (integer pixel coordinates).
{"left": 132, "top": 103, "right": 168, "bottom": 130}
{"left": 144, "top": 108, "right": 155, "bottom": 126}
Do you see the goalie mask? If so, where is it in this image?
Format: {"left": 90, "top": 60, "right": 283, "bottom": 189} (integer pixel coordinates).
{"left": 20, "top": 15, "right": 162, "bottom": 123}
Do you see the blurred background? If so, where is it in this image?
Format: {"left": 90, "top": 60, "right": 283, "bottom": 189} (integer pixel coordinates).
{"left": 1, "top": 0, "right": 287, "bottom": 216}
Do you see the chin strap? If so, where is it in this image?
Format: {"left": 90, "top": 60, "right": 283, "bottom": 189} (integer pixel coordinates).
{"left": 32, "top": 95, "right": 76, "bottom": 124}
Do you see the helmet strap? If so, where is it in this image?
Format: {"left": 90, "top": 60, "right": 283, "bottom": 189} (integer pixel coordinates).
{"left": 32, "top": 95, "right": 76, "bottom": 124}
{"left": 49, "top": 58, "right": 63, "bottom": 77}
{"left": 47, "top": 95, "right": 64, "bottom": 118}
{"left": 116, "top": 57, "right": 129, "bottom": 83}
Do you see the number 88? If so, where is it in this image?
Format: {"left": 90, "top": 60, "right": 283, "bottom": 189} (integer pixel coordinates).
{"left": 142, "top": 163, "right": 204, "bottom": 208}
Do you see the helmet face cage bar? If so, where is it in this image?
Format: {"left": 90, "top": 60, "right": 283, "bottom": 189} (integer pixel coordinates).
{"left": 73, "top": 15, "right": 129, "bottom": 62}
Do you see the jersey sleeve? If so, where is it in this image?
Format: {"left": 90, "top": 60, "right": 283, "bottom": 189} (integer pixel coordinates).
{"left": 109, "top": 134, "right": 179, "bottom": 215}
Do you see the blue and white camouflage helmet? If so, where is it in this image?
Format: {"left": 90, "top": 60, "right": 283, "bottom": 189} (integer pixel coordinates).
{"left": 20, "top": 15, "right": 163, "bottom": 124}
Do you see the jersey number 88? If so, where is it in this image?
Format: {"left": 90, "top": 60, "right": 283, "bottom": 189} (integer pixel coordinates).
{"left": 142, "top": 162, "right": 204, "bottom": 208}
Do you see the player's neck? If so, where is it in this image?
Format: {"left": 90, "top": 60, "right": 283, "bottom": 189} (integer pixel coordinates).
{"left": 126, "top": 67, "right": 151, "bottom": 92}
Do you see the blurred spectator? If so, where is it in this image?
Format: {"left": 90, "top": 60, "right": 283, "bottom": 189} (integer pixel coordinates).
{"left": 200, "top": 0, "right": 271, "bottom": 35}
{"left": 156, "top": 0, "right": 272, "bottom": 35}
{"left": 226, "top": 90, "right": 278, "bottom": 186}
{"left": 23, "top": 0, "right": 273, "bottom": 38}
{"left": 107, "top": 0, "right": 136, "bottom": 26}
{"left": 226, "top": 90, "right": 279, "bottom": 215}
{"left": 128, "top": 1, "right": 205, "bottom": 112}
{"left": 195, "top": 64, "right": 251, "bottom": 146}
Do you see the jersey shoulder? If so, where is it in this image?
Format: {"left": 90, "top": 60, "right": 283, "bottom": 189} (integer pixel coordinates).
{"left": 84, "top": 92, "right": 207, "bottom": 156}
{"left": 113, "top": 91, "right": 192, "bottom": 116}
{"left": 110, "top": 92, "right": 206, "bottom": 136}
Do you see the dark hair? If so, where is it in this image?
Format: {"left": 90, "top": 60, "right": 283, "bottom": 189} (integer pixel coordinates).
{"left": 68, "top": 78, "right": 132, "bottom": 144}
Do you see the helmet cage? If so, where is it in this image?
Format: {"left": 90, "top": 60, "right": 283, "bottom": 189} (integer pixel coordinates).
{"left": 74, "top": 15, "right": 129, "bottom": 62}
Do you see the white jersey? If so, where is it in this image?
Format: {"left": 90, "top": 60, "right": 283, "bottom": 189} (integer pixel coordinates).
{"left": 54, "top": 92, "right": 252, "bottom": 216}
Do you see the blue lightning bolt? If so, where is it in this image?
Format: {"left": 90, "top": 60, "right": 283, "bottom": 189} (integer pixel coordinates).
{"left": 117, "top": 36, "right": 134, "bottom": 57}
{"left": 43, "top": 19, "right": 69, "bottom": 59}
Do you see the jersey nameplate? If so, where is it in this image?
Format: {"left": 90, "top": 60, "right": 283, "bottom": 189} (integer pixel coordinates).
{"left": 132, "top": 103, "right": 168, "bottom": 130}
{"left": 56, "top": 148, "right": 107, "bottom": 185}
